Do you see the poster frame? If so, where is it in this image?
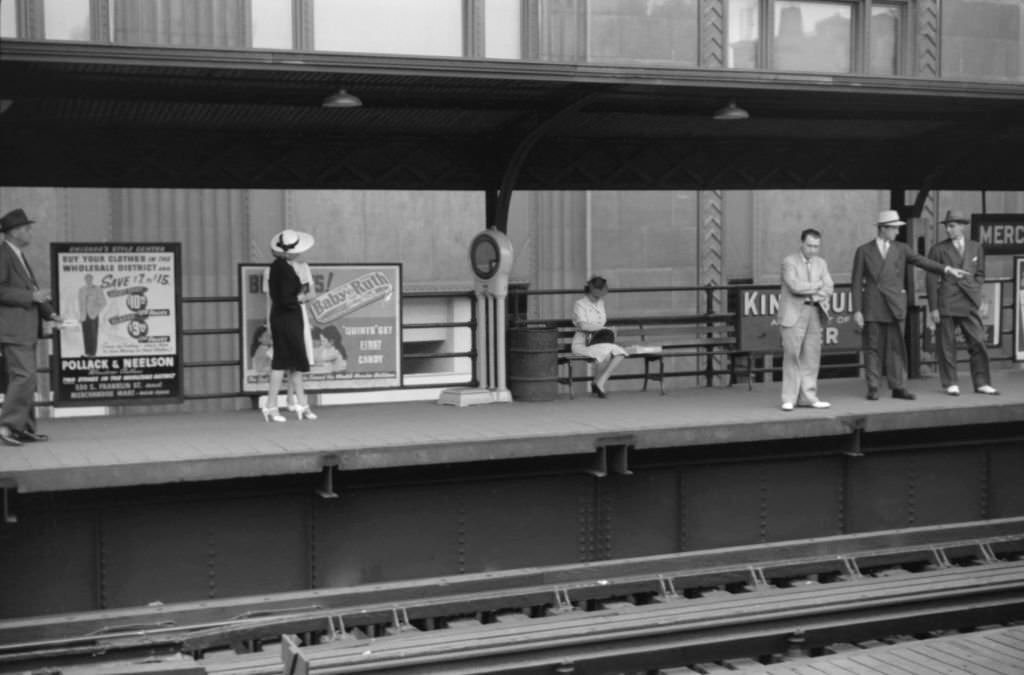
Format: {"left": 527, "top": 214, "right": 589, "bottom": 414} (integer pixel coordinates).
{"left": 238, "top": 262, "right": 403, "bottom": 395}
{"left": 1016, "top": 257, "right": 1024, "bottom": 361}
{"left": 50, "top": 242, "right": 184, "bottom": 406}
{"left": 982, "top": 279, "right": 1001, "bottom": 348}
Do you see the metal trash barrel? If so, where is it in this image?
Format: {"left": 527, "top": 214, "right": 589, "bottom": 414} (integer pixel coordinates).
{"left": 507, "top": 327, "right": 558, "bottom": 401}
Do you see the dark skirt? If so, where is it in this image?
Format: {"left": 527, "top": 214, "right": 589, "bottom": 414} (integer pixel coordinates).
{"left": 269, "top": 305, "right": 309, "bottom": 372}
{"left": 267, "top": 258, "right": 310, "bottom": 372}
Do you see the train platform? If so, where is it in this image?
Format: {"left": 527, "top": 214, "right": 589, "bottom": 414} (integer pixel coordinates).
{"left": 1, "top": 369, "right": 1022, "bottom": 495}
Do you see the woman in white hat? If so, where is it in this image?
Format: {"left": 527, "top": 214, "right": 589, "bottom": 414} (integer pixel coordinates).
{"left": 263, "top": 229, "right": 317, "bottom": 422}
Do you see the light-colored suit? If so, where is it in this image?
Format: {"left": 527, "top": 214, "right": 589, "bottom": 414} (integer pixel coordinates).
{"left": 0, "top": 241, "right": 55, "bottom": 432}
{"left": 926, "top": 238, "right": 990, "bottom": 388}
{"left": 851, "top": 239, "right": 947, "bottom": 392}
{"left": 777, "top": 253, "right": 833, "bottom": 405}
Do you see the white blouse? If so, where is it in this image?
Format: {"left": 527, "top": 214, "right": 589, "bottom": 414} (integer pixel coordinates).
{"left": 571, "top": 296, "right": 627, "bottom": 361}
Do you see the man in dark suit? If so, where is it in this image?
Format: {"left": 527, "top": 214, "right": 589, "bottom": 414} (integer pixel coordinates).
{"left": 926, "top": 209, "right": 998, "bottom": 396}
{"left": 0, "top": 208, "right": 60, "bottom": 447}
{"left": 851, "top": 209, "right": 967, "bottom": 401}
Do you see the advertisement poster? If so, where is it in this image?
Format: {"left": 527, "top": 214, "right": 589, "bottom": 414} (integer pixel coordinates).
{"left": 1017, "top": 258, "right": 1024, "bottom": 361}
{"left": 51, "top": 243, "right": 183, "bottom": 405}
{"left": 239, "top": 263, "right": 402, "bottom": 393}
{"left": 734, "top": 284, "right": 859, "bottom": 352}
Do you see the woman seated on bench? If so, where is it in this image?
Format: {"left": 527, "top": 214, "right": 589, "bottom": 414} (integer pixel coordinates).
{"left": 572, "top": 276, "right": 627, "bottom": 398}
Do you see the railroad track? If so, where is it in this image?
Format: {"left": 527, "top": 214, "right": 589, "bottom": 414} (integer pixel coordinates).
{"left": 2, "top": 518, "right": 1023, "bottom": 674}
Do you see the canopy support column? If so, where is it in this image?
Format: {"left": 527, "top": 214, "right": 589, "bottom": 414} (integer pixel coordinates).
{"left": 488, "top": 92, "right": 603, "bottom": 235}
{"left": 892, "top": 188, "right": 931, "bottom": 380}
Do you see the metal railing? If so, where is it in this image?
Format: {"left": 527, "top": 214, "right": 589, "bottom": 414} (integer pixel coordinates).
{"left": 32, "top": 290, "right": 477, "bottom": 409}
{"left": 28, "top": 278, "right": 1017, "bottom": 409}
{"left": 510, "top": 284, "right": 742, "bottom": 388}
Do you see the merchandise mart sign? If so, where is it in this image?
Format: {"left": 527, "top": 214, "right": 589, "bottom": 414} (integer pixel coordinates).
{"left": 973, "top": 213, "right": 1024, "bottom": 255}
{"left": 51, "top": 242, "right": 183, "bottom": 406}
{"left": 735, "top": 284, "right": 860, "bottom": 352}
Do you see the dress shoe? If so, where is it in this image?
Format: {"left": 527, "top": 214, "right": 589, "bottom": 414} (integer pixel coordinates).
{"left": 592, "top": 383, "right": 607, "bottom": 399}
{"left": 0, "top": 426, "right": 23, "bottom": 447}
{"left": 945, "top": 385, "right": 961, "bottom": 396}
{"left": 261, "top": 407, "right": 286, "bottom": 423}
{"left": 976, "top": 385, "right": 999, "bottom": 395}
{"left": 14, "top": 428, "right": 48, "bottom": 442}
{"left": 866, "top": 389, "right": 879, "bottom": 401}
{"left": 781, "top": 402, "right": 794, "bottom": 411}
{"left": 810, "top": 400, "right": 831, "bottom": 409}
{"left": 293, "top": 404, "right": 318, "bottom": 421}
{"left": 892, "top": 389, "right": 916, "bottom": 400}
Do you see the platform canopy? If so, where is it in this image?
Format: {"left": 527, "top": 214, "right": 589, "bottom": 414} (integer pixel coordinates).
{"left": 2, "top": 40, "right": 1024, "bottom": 192}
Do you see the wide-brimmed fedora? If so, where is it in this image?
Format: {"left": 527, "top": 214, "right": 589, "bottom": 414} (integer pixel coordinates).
{"left": 269, "top": 229, "right": 315, "bottom": 255}
{"left": 940, "top": 209, "right": 970, "bottom": 225}
{"left": 876, "top": 209, "right": 906, "bottom": 227}
{"left": 0, "top": 208, "right": 35, "bottom": 233}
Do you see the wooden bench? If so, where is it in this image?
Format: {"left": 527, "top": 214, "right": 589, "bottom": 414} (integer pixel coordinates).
{"left": 536, "top": 314, "right": 737, "bottom": 398}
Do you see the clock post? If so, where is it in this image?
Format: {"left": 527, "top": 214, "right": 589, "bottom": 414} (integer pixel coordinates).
{"left": 438, "top": 228, "right": 514, "bottom": 406}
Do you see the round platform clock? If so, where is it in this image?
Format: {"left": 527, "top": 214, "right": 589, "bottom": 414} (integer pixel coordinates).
{"left": 469, "top": 229, "right": 513, "bottom": 294}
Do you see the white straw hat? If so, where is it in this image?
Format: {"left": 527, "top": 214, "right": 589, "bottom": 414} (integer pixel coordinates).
{"left": 876, "top": 210, "right": 906, "bottom": 226}
{"left": 269, "top": 229, "right": 314, "bottom": 254}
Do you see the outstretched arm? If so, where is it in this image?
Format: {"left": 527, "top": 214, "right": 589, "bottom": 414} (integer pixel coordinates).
{"left": 908, "top": 248, "right": 966, "bottom": 278}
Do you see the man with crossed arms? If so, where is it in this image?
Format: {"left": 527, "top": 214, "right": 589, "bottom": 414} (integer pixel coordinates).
{"left": 777, "top": 228, "right": 834, "bottom": 411}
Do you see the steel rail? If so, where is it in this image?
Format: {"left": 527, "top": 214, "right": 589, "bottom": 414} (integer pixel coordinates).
{"left": 8, "top": 566, "right": 1024, "bottom": 674}
{"left": 280, "top": 573, "right": 1024, "bottom": 674}
{"left": 1, "top": 519, "right": 1022, "bottom": 671}
{"left": 3, "top": 517, "right": 1021, "bottom": 648}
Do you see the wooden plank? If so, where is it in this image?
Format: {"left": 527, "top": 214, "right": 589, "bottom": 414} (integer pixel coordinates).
{"left": 901, "top": 641, "right": 1011, "bottom": 675}
{"left": 798, "top": 655, "right": 883, "bottom": 674}
{"left": 943, "top": 634, "right": 1024, "bottom": 672}
{"left": 927, "top": 640, "right": 1022, "bottom": 675}
{"left": 971, "top": 632, "right": 1024, "bottom": 662}
{"left": 843, "top": 650, "right": 929, "bottom": 675}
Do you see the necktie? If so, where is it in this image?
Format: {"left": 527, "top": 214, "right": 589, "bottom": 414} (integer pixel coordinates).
{"left": 954, "top": 238, "right": 964, "bottom": 256}
{"left": 18, "top": 251, "right": 37, "bottom": 287}
{"left": 881, "top": 240, "right": 889, "bottom": 258}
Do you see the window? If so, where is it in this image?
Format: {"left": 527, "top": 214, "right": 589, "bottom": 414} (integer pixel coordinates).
{"left": 728, "top": 0, "right": 760, "bottom": 68}
{"left": 252, "top": 0, "right": 293, "bottom": 49}
{"left": 726, "top": 1, "right": 909, "bottom": 75}
{"left": 1, "top": 1, "right": 17, "bottom": 38}
{"left": 111, "top": 0, "right": 247, "bottom": 47}
{"left": 44, "top": 0, "right": 91, "bottom": 41}
{"left": 485, "top": 0, "right": 522, "bottom": 59}
{"left": 774, "top": 1, "right": 852, "bottom": 73}
{"left": 313, "top": 0, "right": 463, "bottom": 57}
{"left": 942, "top": 0, "right": 1022, "bottom": 81}
{"left": 587, "top": 0, "right": 699, "bottom": 66}
{"left": 869, "top": 3, "right": 902, "bottom": 75}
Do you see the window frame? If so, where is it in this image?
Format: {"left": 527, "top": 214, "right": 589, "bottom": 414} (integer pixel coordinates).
{"left": 728, "top": 0, "right": 912, "bottom": 75}
{"left": 8, "top": 0, "right": 913, "bottom": 77}
{"left": 9, "top": 0, "right": 530, "bottom": 57}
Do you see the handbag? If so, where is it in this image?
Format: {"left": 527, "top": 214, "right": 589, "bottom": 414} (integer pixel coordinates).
{"left": 588, "top": 328, "right": 616, "bottom": 346}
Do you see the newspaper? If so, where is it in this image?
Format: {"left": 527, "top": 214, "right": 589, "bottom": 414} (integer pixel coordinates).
{"left": 626, "top": 344, "right": 663, "bottom": 355}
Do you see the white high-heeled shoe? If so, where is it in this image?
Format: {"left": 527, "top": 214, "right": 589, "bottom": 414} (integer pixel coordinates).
{"left": 293, "top": 404, "right": 317, "bottom": 421}
{"left": 261, "top": 407, "right": 286, "bottom": 423}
